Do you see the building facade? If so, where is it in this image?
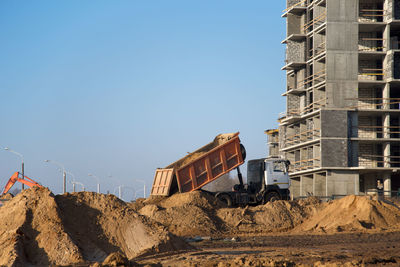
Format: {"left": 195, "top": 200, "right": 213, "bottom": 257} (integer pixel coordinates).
{"left": 277, "top": 0, "right": 400, "bottom": 197}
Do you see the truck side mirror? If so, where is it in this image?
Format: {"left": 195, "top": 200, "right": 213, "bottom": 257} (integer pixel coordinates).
{"left": 284, "top": 161, "right": 290, "bottom": 173}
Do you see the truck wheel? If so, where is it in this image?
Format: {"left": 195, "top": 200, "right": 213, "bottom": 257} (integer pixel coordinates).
{"left": 217, "top": 194, "right": 233, "bottom": 207}
{"left": 264, "top": 192, "right": 280, "bottom": 203}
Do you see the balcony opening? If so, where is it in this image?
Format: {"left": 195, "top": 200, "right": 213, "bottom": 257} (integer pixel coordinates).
{"left": 359, "top": 143, "right": 384, "bottom": 167}
{"left": 392, "top": 144, "right": 400, "bottom": 167}
{"left": 377, "top": 144, "right": 383, "bottom": 167}
{"left": 359, "top": 1, "right": 384, "bottom": 22}
{"left": 394, "top": 53, "right": 400, "bottom": 79}
{"left": 359, "top": 60, "right": 383, "bottom": 81}
{"left": 356, "top": 87, "right": 383, "bottom": 109}
{"left": 390, "top": 86, "right": 400, "bottom": 109}
{"left": 390, "top": 116, "right": 400, "bottom": 139}
{"left": 308, "top": 37, "right": 314, "bottom": 58}
{"left": 376, "top": 116, "right": 383, "bottom": 138}
{"left": 390, "top": 28, "right": 400, "bottom": 49}
{"left": 395, "top": 0, "right": 400, "bottom": 20}
{"left": 359, "top": 31, "right": 384, "bottom": 52}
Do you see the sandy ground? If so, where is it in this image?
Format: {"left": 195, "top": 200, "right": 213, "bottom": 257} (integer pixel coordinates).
{"left": 136, "top": 232, "right": 400, "bottom": 266}
{"left": 1, "top": 188, "right": 400, "bottom": 266}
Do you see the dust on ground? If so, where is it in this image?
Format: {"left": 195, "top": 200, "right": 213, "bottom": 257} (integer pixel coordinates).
{"left": 1, "top": 187, "right": 400, "bottom": 266}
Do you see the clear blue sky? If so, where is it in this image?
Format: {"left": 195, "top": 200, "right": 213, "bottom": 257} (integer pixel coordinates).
{"left": 0, "top": 1, "right": 286, "bottom": 198}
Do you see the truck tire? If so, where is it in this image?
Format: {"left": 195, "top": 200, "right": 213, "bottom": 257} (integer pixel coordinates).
{"left": 264, "top": 191, "right": 280, "bottom": 203}
{"left": 217, "top": 194, "right": 233, "bottom": 207}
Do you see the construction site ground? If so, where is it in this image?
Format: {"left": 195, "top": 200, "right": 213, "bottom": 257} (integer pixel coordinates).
{"left": 136, "top": 232, "right": 400, "bottom": 266}
{"left": 1, "top": 187, "right": 400, "bottom": 266}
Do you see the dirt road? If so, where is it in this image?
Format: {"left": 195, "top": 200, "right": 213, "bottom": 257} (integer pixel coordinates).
{"left": 136, "top": 232, "right": 400, "bottom": 266}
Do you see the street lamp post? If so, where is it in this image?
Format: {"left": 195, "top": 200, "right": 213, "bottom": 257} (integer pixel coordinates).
{"left": 4, "top": 148, "right": 24, "bottom": 190}
{"left": 88, "top": 174, "right": 100, "bottom": 193}
{"left": 44, "top": 160, "right": 66, "bottom": 193}
{"left": 66, "top": 171, "right": 76, "bottom": 192}
{"left": 113, "top": 186, "right": 123, "bottom": 199}
{"left": 71, "top": 180, "right": 85, "bottom": 192}
{"left": 112, "top": 185, "right": 122, "bottom": 199}
{"left": 136, "top": 180, "right": 146, "bottom": 198}
{"left": 109, "top": 175, "right": 122, "bottom": 199}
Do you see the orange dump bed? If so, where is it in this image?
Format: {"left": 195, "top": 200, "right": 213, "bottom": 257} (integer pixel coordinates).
{"left": 151, "top": 133, "right": 244, "bottom": 196}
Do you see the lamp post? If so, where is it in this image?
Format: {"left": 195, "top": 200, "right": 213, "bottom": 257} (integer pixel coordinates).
{"left": 109, "top": 175, "right": 122, "bottom": 199}
{"left": 113, "top": 186, "right": 123, "bottom": 199}
{"left": 71, "top": 180, "right": 85, "bottom": 192}
{"left": 44, "top": 160, "right": 66, "bottom": 193}
{"left": 136, "top": 179, "right": 146, "bottom": 198}
{"left": 66, "top": 171, "right": 76, "bottom": 192}
{"left": 112, "top": 185, "right": 122, "bottom": 199}
{"left": 4, "top": 148, "right": 25, "bottom": 190}
{"left": 88, "top": 174, "right": 100, "bottom": 193}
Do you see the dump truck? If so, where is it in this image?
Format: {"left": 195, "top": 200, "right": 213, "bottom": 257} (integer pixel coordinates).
{"left": 151, "top": 132, "right": 290, "bottom": 206}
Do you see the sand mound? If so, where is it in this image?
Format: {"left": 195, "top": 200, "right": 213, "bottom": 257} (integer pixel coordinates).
{"left": 135, "top": 193, "right": 400, "bottom": 237}
{"left": 137, "top": 192, "right": 320, "bottom": 236}
{"left": 0, "top": 187, "right": 82, "bottom": 266}
{"left": 138, "top": 191, "right": 225, "bottom": 236}
{"left": 217, "top": 199, "right": 319, "bottom": 233}
{"left": 140, "top": 204, "right": 220, "bottom": 236}
{"left": 1, "top": 193, "right": 14, "bottom": 200}
{"left": 0, "top": 187, "right": 191, "bottom": 266}
{"left": 296, "top": 195, "right": 400, "bottom": 233}
{"left": 159, "top": 190, "right": 224, "bottom": 209}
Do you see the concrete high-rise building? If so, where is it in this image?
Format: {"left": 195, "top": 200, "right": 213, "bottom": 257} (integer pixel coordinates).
{"left": 274, "top": 0, "right": 400, "bottom": 198}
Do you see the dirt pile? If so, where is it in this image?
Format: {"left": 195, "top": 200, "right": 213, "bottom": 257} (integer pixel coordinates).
{"left": 217, "top": 198, "right": 320, "bottom": 233}
{"left": 138, "top": 191, "right": 226, "bottom": 236}
{"left": 137, "top": 191, "right": 321, "bottom": 236}
{"left": 0, "top": 187, "right": 191, "bottom": 266}
{"left": 296, "top": 195, "right": 400, "bottom": 233}
{"left": 136, "top": 192, "right": 400, "bottom": 236}
{"left": 1, "top": 193, "right": 14, "bottom": 200}
{"left": 0, "top": 187, "right": 83, "bottom": 266}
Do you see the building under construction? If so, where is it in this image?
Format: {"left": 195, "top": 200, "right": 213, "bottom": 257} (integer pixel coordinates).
{"left": 269, "top": 0, "right": 400, "bottom": 198}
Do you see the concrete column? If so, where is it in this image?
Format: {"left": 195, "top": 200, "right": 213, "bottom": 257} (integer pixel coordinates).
{"left": 383, "top": 172, "right": 392, "bottom": 196}
{"left": 384, "top": 142, "right": 391, "bottom": 171}
{"left": 326, "top": 172, "right": 329, "bottom": 197}
{"left": 382, "top": 84, "right": 390, "bottom": 110}
{"left": 354, "top": 174, "right": 360, "bottom": 195}
{"left": 382, "top": 83, "right": 391, "bottom": 168}
{"left": 383, "top": 114, "right": 391, "bottom": 139}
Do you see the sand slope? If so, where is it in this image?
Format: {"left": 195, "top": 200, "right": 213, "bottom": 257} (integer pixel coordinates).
{"left": 0, "top": 187, "right": 191, "bottom": 266}
{"left": 295, "top": 195, "right": 400, "bottom": 233}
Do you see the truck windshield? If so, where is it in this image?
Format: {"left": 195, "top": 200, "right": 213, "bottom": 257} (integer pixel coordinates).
{"left": 273, "top": 161, "right": 286, "bottom": 172}
{"left": 247, "top": 160, "right": 263, "bottom": 184}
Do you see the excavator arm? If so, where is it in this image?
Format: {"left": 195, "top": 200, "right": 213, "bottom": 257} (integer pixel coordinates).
{"left": 2, "top": 172, "right": 43, "bottom": 196}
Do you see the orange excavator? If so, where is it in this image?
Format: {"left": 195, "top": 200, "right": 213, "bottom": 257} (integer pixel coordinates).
{"left": 1, "top": 171, "right": 43, "bottom": 196}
